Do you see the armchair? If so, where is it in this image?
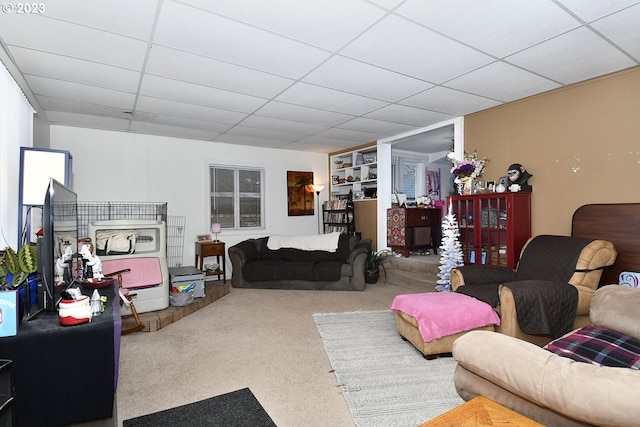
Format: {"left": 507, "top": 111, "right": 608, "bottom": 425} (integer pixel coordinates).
{"left": 451, "top": 235, "right": 617, "bottom": 346}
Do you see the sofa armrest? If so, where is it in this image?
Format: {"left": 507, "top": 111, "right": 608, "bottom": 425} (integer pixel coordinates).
{"left": 453, "top": 330, "right": 640, "bottom": 427}
{"left": 590, "top": 285, "right": 640, "bottom": 340}
{"left": 451, "top": 265, "right": 516, "bottom": 290}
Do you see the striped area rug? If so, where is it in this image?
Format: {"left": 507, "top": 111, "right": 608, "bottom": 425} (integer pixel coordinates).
{"left": 313, "top": 310, "right": 463, "bottom": 427}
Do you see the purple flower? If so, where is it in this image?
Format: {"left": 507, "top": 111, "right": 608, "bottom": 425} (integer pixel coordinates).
{"left": 452, "top": 163, "right": 474, "bottom": 177}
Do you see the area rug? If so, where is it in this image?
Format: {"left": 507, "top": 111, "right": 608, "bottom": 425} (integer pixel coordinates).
{"left": 313, "top": 310, "right": 464, "bottom": 427}
{"left": 123, "top": 388, "right": 277, "bottom": 427}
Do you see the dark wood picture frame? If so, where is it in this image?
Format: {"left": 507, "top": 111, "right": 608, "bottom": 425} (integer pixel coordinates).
{"left": 287, "top": 171, "right": 314, "bottom": 216}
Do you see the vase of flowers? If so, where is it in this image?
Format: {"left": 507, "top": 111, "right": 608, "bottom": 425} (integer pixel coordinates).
{"left": 450, "top": 150, "right": 489, "bottom": 195}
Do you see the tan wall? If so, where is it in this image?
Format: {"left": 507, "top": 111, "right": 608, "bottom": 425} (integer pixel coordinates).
{"left": 464, "top": 66, "right": 640, "bottom": 236}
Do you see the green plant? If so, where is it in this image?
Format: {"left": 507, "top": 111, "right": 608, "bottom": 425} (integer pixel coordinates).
{"left": 0, "top": 244, "right": 38, "bottom": 289}
{"left": 366, "top": 249, "right": 391, "bottom": 272}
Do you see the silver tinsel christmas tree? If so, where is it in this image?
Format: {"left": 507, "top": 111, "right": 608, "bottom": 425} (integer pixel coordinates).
{"left": 436, "top": 201, "right": 465, "bottom": 292}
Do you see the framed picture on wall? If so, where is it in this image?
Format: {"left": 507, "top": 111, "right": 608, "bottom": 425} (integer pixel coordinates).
{"left": 287, "top": 171, "right": 315, "bottom": 216}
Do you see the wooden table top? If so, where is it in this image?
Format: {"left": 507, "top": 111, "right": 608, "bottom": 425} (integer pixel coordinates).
{"left": 420, "top": 396, "right": 544, "bottom": 427}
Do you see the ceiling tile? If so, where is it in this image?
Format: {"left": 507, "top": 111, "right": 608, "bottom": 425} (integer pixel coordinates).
{"left": 506, "top": 27, "right": 637, "bottom": 84}
{"left": 225, "top": 125, "right": 304, "bottom": 142}
{"left": 556, "top": 0, "right": 640, "bottom": 22}
{"left": 254, "top": 101, "right": 354, "bottom": 127}
{"left": 36, "top": 95, "right": 141, "bottom": 120}
{"left": 302, "top": 55, "right": 434, "bottom": 102}
{"left": 396, "top": 0, "right": 581, "bottom": 58}
{"left": 340, "top": 14, "right": 493, "bottom": 83}
{"left": 216, "top": 134, "right": 290, "bottom": 149}
{"left": 364, "top": 104, "right": 454, "bottom": 126}
{"left": 130, "top": 121, "right": 222, "bottom": 141}
{"left": 139, "top": 75, "right": 267, "bottom": 113}
{"left": 400, "top": 86, "right": 501, "bottom": 116}
{"left": 25, "top": 75, "right": 136, "bottom": 109}
{"left": 590, "top": 3, "right": 640, "bottom": 59}
{"left": 136, "top": 96, "right": 248, "bottom": 125}
{"left": 10, "top": 47, "right": 141, "bottom": 92}
{"left": 40, "top": 0, "right": 158, "bottom": 40}
{"left": 151, "top": 115, "right": 233, "bottom": 133}
{"left": 446, "top": 62, "right": 561, "bottom": 102}
{"left": 317, "top": 127, "right": 380, "bottom": 143}
{"left": 337, "top": 117, "right": 418, "bottom": 136}
{"left": 181, "top": 0, "right": 388, "bottom": 51}
{"left": 275, "top": 82, "right": 389, "bottom": 116}
{"left": 46, "top": 111, "right": 131, "bottom": 131}
{"left": 145, "top": 46, "right": 294, "bottom": 99}
{"left": 0, "top": 14, "right": 148, "bottom": 70}
{"left": 154, "top": 1, "right": 331, "bottom": 79}
{"left": 240, "top": 115, "right": 329, "bottom": 135}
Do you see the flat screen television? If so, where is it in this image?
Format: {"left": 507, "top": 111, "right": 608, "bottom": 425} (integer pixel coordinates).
{"left": 38, "top": 178, "right": 79, "bottom": 312}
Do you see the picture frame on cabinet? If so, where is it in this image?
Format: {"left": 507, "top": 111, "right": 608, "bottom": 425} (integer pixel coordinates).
{"left": 332, "top": 175, "right": 339, "bottom": 185}
{"left": 498, "top": 176, "right": 508, "bottom": 187}
{"left": 486, "top": 180, "right": 496, "bottom": 192}
{"left": 473, "top": 179, "right": 484, "bottom": 193}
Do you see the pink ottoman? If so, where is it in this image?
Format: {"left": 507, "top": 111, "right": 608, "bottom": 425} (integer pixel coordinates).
{"left": 391, "top": 292, "right": 500, "bottom": 359}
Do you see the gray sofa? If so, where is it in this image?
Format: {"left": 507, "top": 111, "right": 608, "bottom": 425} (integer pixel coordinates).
{"left": 228, "top": 234, "right": 370, "bottom": 291}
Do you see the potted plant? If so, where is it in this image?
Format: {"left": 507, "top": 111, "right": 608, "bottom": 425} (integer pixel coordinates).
{"left": 365, "top": 249, "right": 391, "bottom": 284}
{"left": 1, "top": 244, "right": 38, "bottom": 289}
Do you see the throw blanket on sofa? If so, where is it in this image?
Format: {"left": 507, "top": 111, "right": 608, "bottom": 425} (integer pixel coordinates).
{"left": 505, "top": 280, "right": 578, "bottom": 338}
{"left": 267, "top": 232, "right": 341, "bottom": 252}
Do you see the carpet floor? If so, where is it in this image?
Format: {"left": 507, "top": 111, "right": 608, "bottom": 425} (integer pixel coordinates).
{"left": 313, "top": 310, "right": 464, "bottom": 427}
{"left": 122, "top": 388, "right": 277, "bottom": 427}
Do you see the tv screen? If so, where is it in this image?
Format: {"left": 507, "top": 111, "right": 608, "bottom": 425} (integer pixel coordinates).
{"left": 39, "top": 178, "right": 79, "bottom": 312}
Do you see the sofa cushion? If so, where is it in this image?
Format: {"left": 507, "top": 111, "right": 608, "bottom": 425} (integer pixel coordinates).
{"left": 233, "top": 239, "right": 260, "bottom": 262}
{"left": 243, "top": 259, "right": 344, "bottom": 281}
{"left": 259, "top": 234, "right": 350, "bottom": 262}
{"left": 545, "top": 324, "right": 640, "bottom": 369}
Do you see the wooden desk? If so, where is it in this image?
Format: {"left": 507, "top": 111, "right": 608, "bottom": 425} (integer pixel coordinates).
{"left": 195, "top": 241, "right": 226, "bottom": 284}
{"left": 387, "top": 207, "right": 441, "bottom": 257}
{"left": 420, "top": 396, "right": 543, "bottom": 426}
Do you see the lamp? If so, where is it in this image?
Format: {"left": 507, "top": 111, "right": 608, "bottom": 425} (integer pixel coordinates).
{"left": 211, "top": 223, "right": 222, "bottom": 242}
{"left": 311, "top": 184, "right": 325, "bottom": 234}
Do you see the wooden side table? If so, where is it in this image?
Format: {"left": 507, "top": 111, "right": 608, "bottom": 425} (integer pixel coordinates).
{"left": 420, "top": 396, "right": 543, "bottom": 426}
{"left": 195, "top": 241, "right": 226, "bottom": 284}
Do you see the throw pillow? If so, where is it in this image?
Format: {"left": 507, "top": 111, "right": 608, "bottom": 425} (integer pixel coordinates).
{"left": 545, "top": 324, "right": 640, "bottom": 369}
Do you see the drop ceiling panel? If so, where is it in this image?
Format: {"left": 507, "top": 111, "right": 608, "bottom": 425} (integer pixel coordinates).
{"left": 25, "top": 75, "right": 136, "bottom": 109}
{"left": 136, "top": 96, "right": 248, "bottom": 125}
{"left": 275, "top": 82, "right": 389, "bottom": 116}
{"left": 364, "top": 104, "right": 454, "bottom": 127}
{"left": 41, "top": 0, "right": 158, "bottom": 40}
{"left": 10, "top": 47, "right": 141, "bottom": 93}
{"left": 0, "top": 14, "right": 148, "bottom": 70}
{"left": 400, "top": 86, "right": 501, "bottom": 116}
{"left": 507, "top": 27, "right": 637, "bottom": 84}
{"left": 139, "top": 75, "right": 267, "bottom": 113}
{"left": 181, "top": 0, "right": 388, "bottom": 51}
{"left": 154, "top": 1, "right": 331, "bottom": 79}
{"left": 254, "top": 101, "right": 354, "bottom": 127}
{"left": 46, "top": 111, "right": 131, "bottom": 131}
{"left": 130, "top": 121, "right": 221, "bottom": 141}
{"left": 150, "top": 114, "right": 233, "bottom": 133}
{"left": 557, "top": 0, "right": 640, "bottom": 22}
{"left": 446, "top": 62, "right": 561, "bottom": 102}
{"left": 340, "top": 14, "right": 494, "bottom": 83}
{"left": 240, "top": 115, "right": 329, "bottom": 135}
{"left": 317, "top": 127, "right": 380, "bottom": 143}
{"left": 302, "top": 55, "right": 434, "bottom": 102}
{"left": 145, "top": 46, "right": 294, "bottom": 99}
{"left": 590, "top": 4, "right": 640, "bottom": 59}
{"left": 337, "top": 117, "right": 419, "bottom": 137}
{"left": 396, "top": 0, "right": 581, "bottom": 58}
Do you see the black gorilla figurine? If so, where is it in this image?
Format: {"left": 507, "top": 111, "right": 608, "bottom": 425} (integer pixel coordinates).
{"left": 507, "top": 163, "right": 532, "bottom": 191}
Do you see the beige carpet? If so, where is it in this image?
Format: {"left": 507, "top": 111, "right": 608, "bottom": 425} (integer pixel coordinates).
{"left": 117, "top": 278, "right": 437, "bottom": 427}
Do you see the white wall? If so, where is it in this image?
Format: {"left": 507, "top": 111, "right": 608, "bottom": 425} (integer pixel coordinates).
{"left": 50, "top": 126, "right": 329, "bottom": 269}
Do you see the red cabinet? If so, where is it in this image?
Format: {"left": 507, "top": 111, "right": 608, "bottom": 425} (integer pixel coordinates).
{"left": 449, "top": 192, "right": 531, "bottom": 269}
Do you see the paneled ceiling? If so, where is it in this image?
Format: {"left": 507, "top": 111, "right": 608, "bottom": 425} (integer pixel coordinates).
{"left": 1, "top": 0, "right": 638, "bottom": 154}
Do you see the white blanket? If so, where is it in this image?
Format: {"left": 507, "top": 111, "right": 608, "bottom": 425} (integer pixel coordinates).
{"left": 267, "top": 232, "right": 341, "bottom": 252}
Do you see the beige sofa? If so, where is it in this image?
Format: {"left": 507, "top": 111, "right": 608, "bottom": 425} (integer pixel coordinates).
{"left": 452, "top": 285, "right": 640, "bottom": 427}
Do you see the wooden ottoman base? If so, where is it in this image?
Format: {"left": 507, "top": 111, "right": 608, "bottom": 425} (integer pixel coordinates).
{"left": 396, "top": 310, "right": 495, "bottom": 359}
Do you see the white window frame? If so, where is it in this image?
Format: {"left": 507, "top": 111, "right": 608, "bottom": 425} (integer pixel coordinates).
{"left": 208, "top": 162, "right": 266, "bottom": 232}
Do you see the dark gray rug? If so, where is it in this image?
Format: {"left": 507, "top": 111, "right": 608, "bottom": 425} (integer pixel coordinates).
{"left": 123, "top": 388, "right": 277, "bottom": 427}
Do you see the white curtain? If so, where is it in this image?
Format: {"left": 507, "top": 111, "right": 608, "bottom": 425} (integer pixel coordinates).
{"left": 0, "top": 60, "right": 34, "bottom": 249}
